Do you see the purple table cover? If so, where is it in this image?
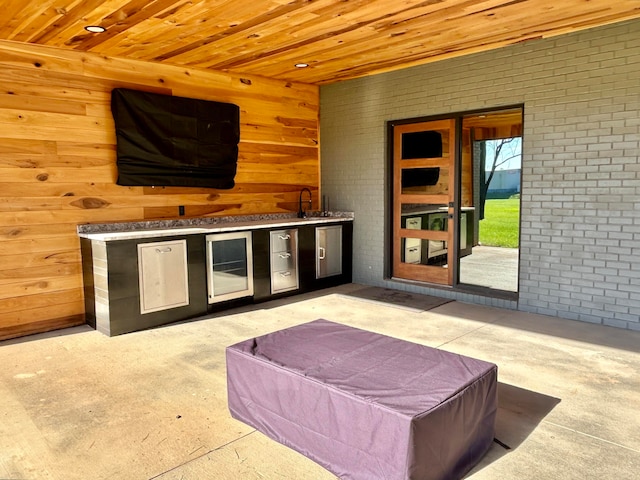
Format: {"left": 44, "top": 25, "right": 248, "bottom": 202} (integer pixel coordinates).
{"left": 226, "top": 319, "right": 497, "bottom": 480}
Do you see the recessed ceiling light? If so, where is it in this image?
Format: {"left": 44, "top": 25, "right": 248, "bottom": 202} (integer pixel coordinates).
{"left": 84, "top": 25, "right": 106, "bottom": 33}
{"left": 294, "top": 63, "right": 309, "bottom": 68}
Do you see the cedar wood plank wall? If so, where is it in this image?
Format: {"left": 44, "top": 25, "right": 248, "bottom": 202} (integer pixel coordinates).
{"left": 0, "top": 40, "right": 319, "bottom": 341}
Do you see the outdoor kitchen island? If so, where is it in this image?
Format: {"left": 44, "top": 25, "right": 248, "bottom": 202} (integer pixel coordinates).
{"left": 78, "top": 212, "right": 353, "bottom": 336}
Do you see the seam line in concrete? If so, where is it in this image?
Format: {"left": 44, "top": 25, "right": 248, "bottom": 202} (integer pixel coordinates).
{"left": 148, "top": 430, "right": 257, "bottom": 479}
{"left": 543, "top": 421, "right": 640, "bottom": 454}
{"left": 436, "top": 322, "right": 494, "bottom": 349}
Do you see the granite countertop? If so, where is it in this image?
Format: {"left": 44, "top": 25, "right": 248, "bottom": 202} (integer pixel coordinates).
{"left": 78, "top": 211, "right": 354, "bottom": 241}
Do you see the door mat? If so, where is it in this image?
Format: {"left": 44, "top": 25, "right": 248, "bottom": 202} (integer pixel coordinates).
{"left": 341, "top": 286, "right": 452, "bottom": 312}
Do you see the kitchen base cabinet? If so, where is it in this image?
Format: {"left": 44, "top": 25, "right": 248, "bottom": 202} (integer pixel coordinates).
{"left": 80, "top": 216, "right": 354, "bottom": 335}
{"left": 253, "top": 222, "right": 352, "bottom": 302}
{"left": 299, "top": 222, "right": 353, "bottom": 292}
{"left": 81, "top": 235, "right": 207, "bottom": 336}
{"left": 312, "top": 222, "right": 352, "bottom": 290}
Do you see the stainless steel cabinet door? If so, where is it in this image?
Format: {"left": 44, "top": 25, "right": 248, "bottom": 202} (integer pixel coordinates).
{"left": 316, "top": 225, "right": 342, "bottom": 278}
{"left": 138, "top": 240, "right": 189, "bottom": 314}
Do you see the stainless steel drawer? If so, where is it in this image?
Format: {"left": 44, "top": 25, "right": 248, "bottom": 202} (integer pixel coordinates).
{"left": 271, "top": 251, "right": 296, "bottom": 272}
{"left": 269, "top": 228, "right": 298, "bottom": 294}
{"left": 271, "top": 268, "right": 298, "bottom": 293}
{"left": 270, "top": 229, "right": 296, "bottom": 253}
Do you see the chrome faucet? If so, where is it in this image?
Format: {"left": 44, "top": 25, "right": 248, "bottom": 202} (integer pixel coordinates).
{"left": 298, "top": 188, "right": 312, "bottom": 218}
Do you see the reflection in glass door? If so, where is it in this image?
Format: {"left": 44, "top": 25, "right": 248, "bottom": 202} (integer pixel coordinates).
{"left": 392, "top": 119, "right": 456, "bottom": 285}
{"left": 459, "top": 109, "right": 522, "bottom": 293}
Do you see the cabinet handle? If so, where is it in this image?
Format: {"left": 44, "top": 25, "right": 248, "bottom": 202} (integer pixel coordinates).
{"left": 318, "top": 246, "right": 326, "bottom": 260}
{"left": 279, "top": 253, "right": 291, "bottom": 259}
{"left": 279, "top": 271, "right": 291, "bottom": 277}
{"left": 278, "top": 234, "right": 290, "bottom": 240}
{"left": 409, "top": 247, "right": 418, "bottom": 252}
{"left": 155, "top": 247, "right": 172, "bottom": 253}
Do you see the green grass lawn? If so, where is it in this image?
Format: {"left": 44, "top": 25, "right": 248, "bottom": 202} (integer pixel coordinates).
{"left": 479, "top": 198, "right": 520, "bottom": 248}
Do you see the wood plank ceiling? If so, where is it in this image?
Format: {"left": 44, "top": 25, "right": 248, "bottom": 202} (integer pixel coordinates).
{"left": 0, "top": 0, "right": 639, "bottom": 85}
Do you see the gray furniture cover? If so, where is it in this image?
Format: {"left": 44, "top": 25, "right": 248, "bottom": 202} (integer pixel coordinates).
{"left": 226, "top": 319, "right": 497, "bottom": 480}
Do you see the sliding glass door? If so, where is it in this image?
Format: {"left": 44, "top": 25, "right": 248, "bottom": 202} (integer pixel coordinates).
{"left": 390, "top": 107, "right": 522, "bottom": 293}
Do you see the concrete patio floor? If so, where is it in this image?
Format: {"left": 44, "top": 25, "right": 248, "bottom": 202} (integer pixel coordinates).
{"left": 1, "top": 283, "right": 638, "bottom": 479}
{"left": 460, "top": 245, "right": 519, "bottom": 292}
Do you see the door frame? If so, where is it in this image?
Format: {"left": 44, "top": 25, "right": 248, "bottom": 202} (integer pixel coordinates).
{"left": 386, "top": 104, "right": 524, "bottom": 293}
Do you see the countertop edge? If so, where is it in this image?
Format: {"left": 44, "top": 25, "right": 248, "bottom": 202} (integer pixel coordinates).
{"left": 78, "top": 212, "right": 354, "bottom": 242}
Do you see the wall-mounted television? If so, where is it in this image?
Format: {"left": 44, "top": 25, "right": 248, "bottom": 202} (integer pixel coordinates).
{"left": 111, "top": 88, "right": 240, "bottom": 189}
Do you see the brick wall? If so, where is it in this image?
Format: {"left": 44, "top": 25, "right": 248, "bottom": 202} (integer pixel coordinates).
{"left": 320, "top": 19, "right": 640, "bottom": 330}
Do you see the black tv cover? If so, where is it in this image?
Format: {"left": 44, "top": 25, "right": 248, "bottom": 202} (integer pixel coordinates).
{"left": 111, "top": 88, "right": 240, "bottom": 188}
